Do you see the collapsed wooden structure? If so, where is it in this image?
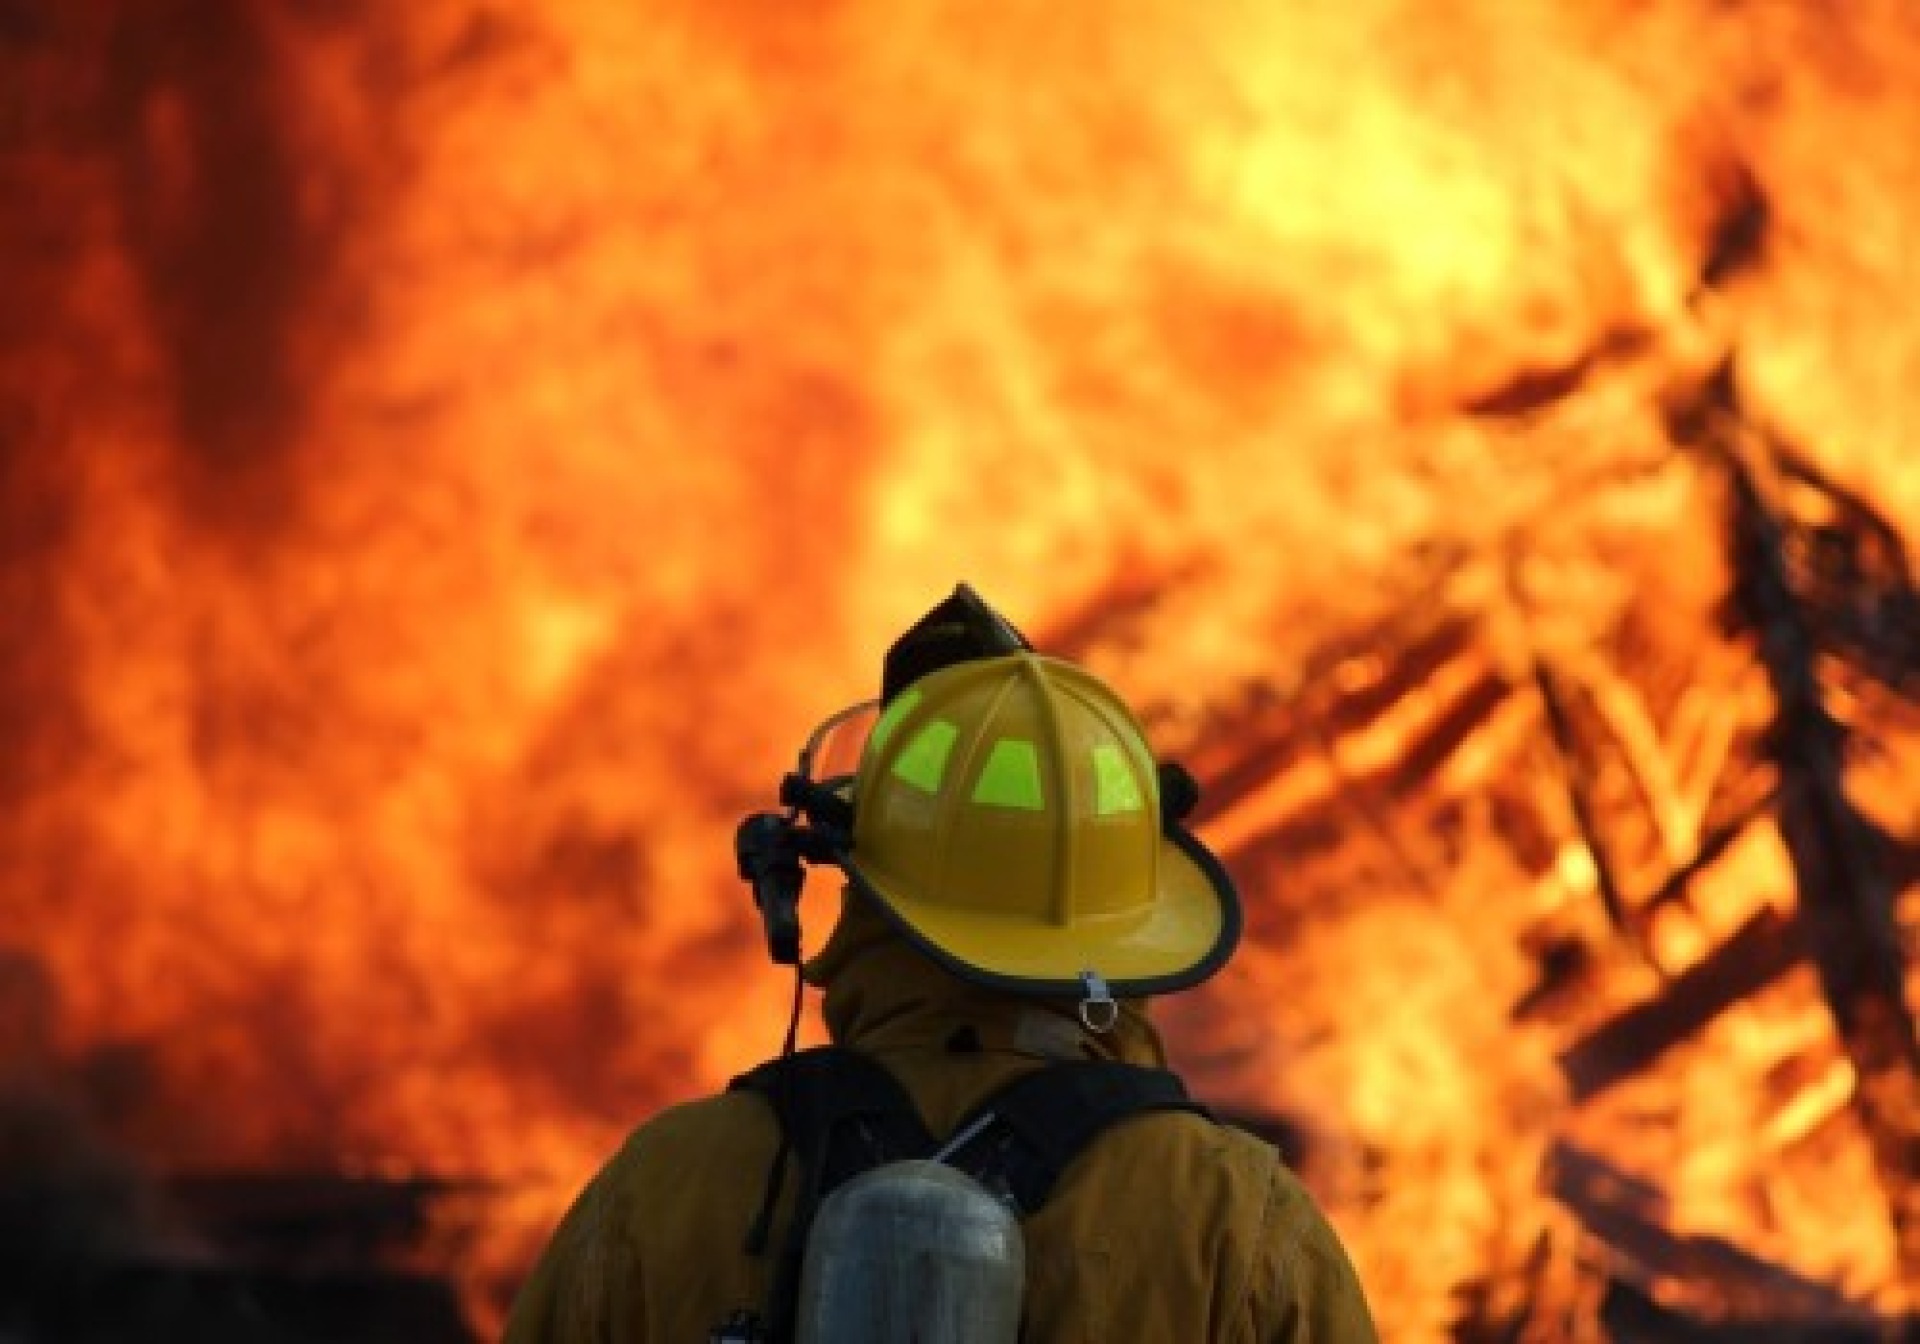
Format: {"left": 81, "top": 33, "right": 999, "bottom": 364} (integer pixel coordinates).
{"left": 1087, "top": 364, "right": 1918, "bottom": 1341}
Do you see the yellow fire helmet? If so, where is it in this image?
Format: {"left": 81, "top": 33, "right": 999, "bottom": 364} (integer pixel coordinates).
{"left": 842, "top": 651, "right": 1241, "bottom": 998}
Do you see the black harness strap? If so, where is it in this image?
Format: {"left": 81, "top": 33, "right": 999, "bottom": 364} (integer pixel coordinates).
{"left": 732, "top": 1046, "right": 937, "bottom": 1196}
{"left": 943, "top": 1057, "right": 1207, "bottom": 1215}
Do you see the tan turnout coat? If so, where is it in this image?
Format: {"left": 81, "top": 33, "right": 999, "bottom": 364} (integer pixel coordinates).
{"left": 504, "top": 901, "right": 1380, "bottom": 1343}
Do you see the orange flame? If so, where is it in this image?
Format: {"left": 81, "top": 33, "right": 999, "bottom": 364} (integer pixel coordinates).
{"left": 2, "top": 1, "right": 1916, "bottom": 1337}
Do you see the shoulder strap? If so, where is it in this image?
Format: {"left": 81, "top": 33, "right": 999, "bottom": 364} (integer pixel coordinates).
{"left": 730, "top": 1046, "right": 937, "bottom": 1194}
{"left": 732, "top": 1050, "right": 1212, "bottom": 1215}
{"left": 946, "top": 1060, "right": 1210, "bottom": 1216}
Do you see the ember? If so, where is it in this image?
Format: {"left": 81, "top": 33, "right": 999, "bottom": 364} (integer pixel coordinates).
{"left": 1, "top": 1, "right": 1915, "bottom": 1340}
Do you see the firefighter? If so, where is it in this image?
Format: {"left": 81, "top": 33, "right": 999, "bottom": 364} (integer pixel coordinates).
{"left": 504, "top": 587, "right": 1379, "bottom": 1344}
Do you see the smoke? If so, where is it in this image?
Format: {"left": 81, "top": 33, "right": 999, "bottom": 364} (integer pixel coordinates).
{"left": 0, "top": 948, "right": 181, "bottom": 1305}
{"left": 0, "top": 1080, "right": 174, "bottom": 1287}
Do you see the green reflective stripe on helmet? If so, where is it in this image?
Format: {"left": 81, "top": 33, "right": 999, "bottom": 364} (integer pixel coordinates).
{"left": 893, "top": 718, "right": 959, "bottom": 793}
{"left": 973, "top": 738, "right": 1045, "bottom": 810}
{"left": 868, "top": 685, "right": 923, "bottom": 758}
{"left": 1091, "top": 743, "right": 1145, "bottom": 815}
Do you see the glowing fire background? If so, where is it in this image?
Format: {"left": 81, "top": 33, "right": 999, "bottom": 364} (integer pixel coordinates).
{"left": 2, "top": 1, "right": 1916, "bottom": 1339}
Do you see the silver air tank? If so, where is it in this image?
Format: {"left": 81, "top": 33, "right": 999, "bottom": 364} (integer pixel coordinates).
{"left": 795, "top": 1159, "right": 1025, "bottom": 1344}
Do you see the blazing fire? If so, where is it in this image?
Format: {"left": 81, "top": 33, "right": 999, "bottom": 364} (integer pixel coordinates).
{"left": 2, "top": 1, "right": 1915, "bottom": 1340}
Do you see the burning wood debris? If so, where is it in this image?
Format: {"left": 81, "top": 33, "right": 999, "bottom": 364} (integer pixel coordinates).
{"left": 1126, "top": 374, "right": 1920, "bottom": 1343}
{"left": 1, "top": 1, "right": 1916, "bottom": 1340}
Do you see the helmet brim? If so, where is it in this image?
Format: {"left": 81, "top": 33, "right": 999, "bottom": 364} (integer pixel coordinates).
{"left": 842, "top": 823, "right": 1242, "bottom": 997}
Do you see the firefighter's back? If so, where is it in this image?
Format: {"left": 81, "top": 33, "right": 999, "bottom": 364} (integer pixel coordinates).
{"left": 504, "top": 1049, "right": 1375, "bottom": 1344}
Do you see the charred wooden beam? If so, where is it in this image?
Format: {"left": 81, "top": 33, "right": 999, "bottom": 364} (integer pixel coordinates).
{"left": 1517, "top": 779, "right": 1773, "bottom": 1024}
{"left": 1549, "top": 1140, "right": 1865, "bottom": 1322}
{"left": 1557, "top": 907, "right": 1801, "bottom": 1104}
{"left": 1201, "top": 654, "right": 1514, "bottom": 863}
{"left": 1532, "top": 655, "right": 1639, "bottom": 946}
{"left": 1598, "top": 1278, "right": 1905, "bottom": 1344}
{"left": 1640, "top": 781, "right": 1779, "bottom": 917}
{"left": 1459, "top": 324, "right": 1657, "bottom": 418}
{"left": 1183, "top": 611, "right": 1489, "bottom": 805}
{"left": 1769, "top": 450, "right": 1920, "bottom": 699}
{"left": 1672, "top": 373, "right": 1920, "bottom": 1294}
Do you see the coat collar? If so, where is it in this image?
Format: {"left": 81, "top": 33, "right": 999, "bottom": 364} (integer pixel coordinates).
{"left": 804, "top": 888, "right": 1167, "bottom": 1067}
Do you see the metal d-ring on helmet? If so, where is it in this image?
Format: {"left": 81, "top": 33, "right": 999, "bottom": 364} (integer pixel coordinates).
{"left": 838, "top": 650, "right": 1242, "bottom": 1000}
